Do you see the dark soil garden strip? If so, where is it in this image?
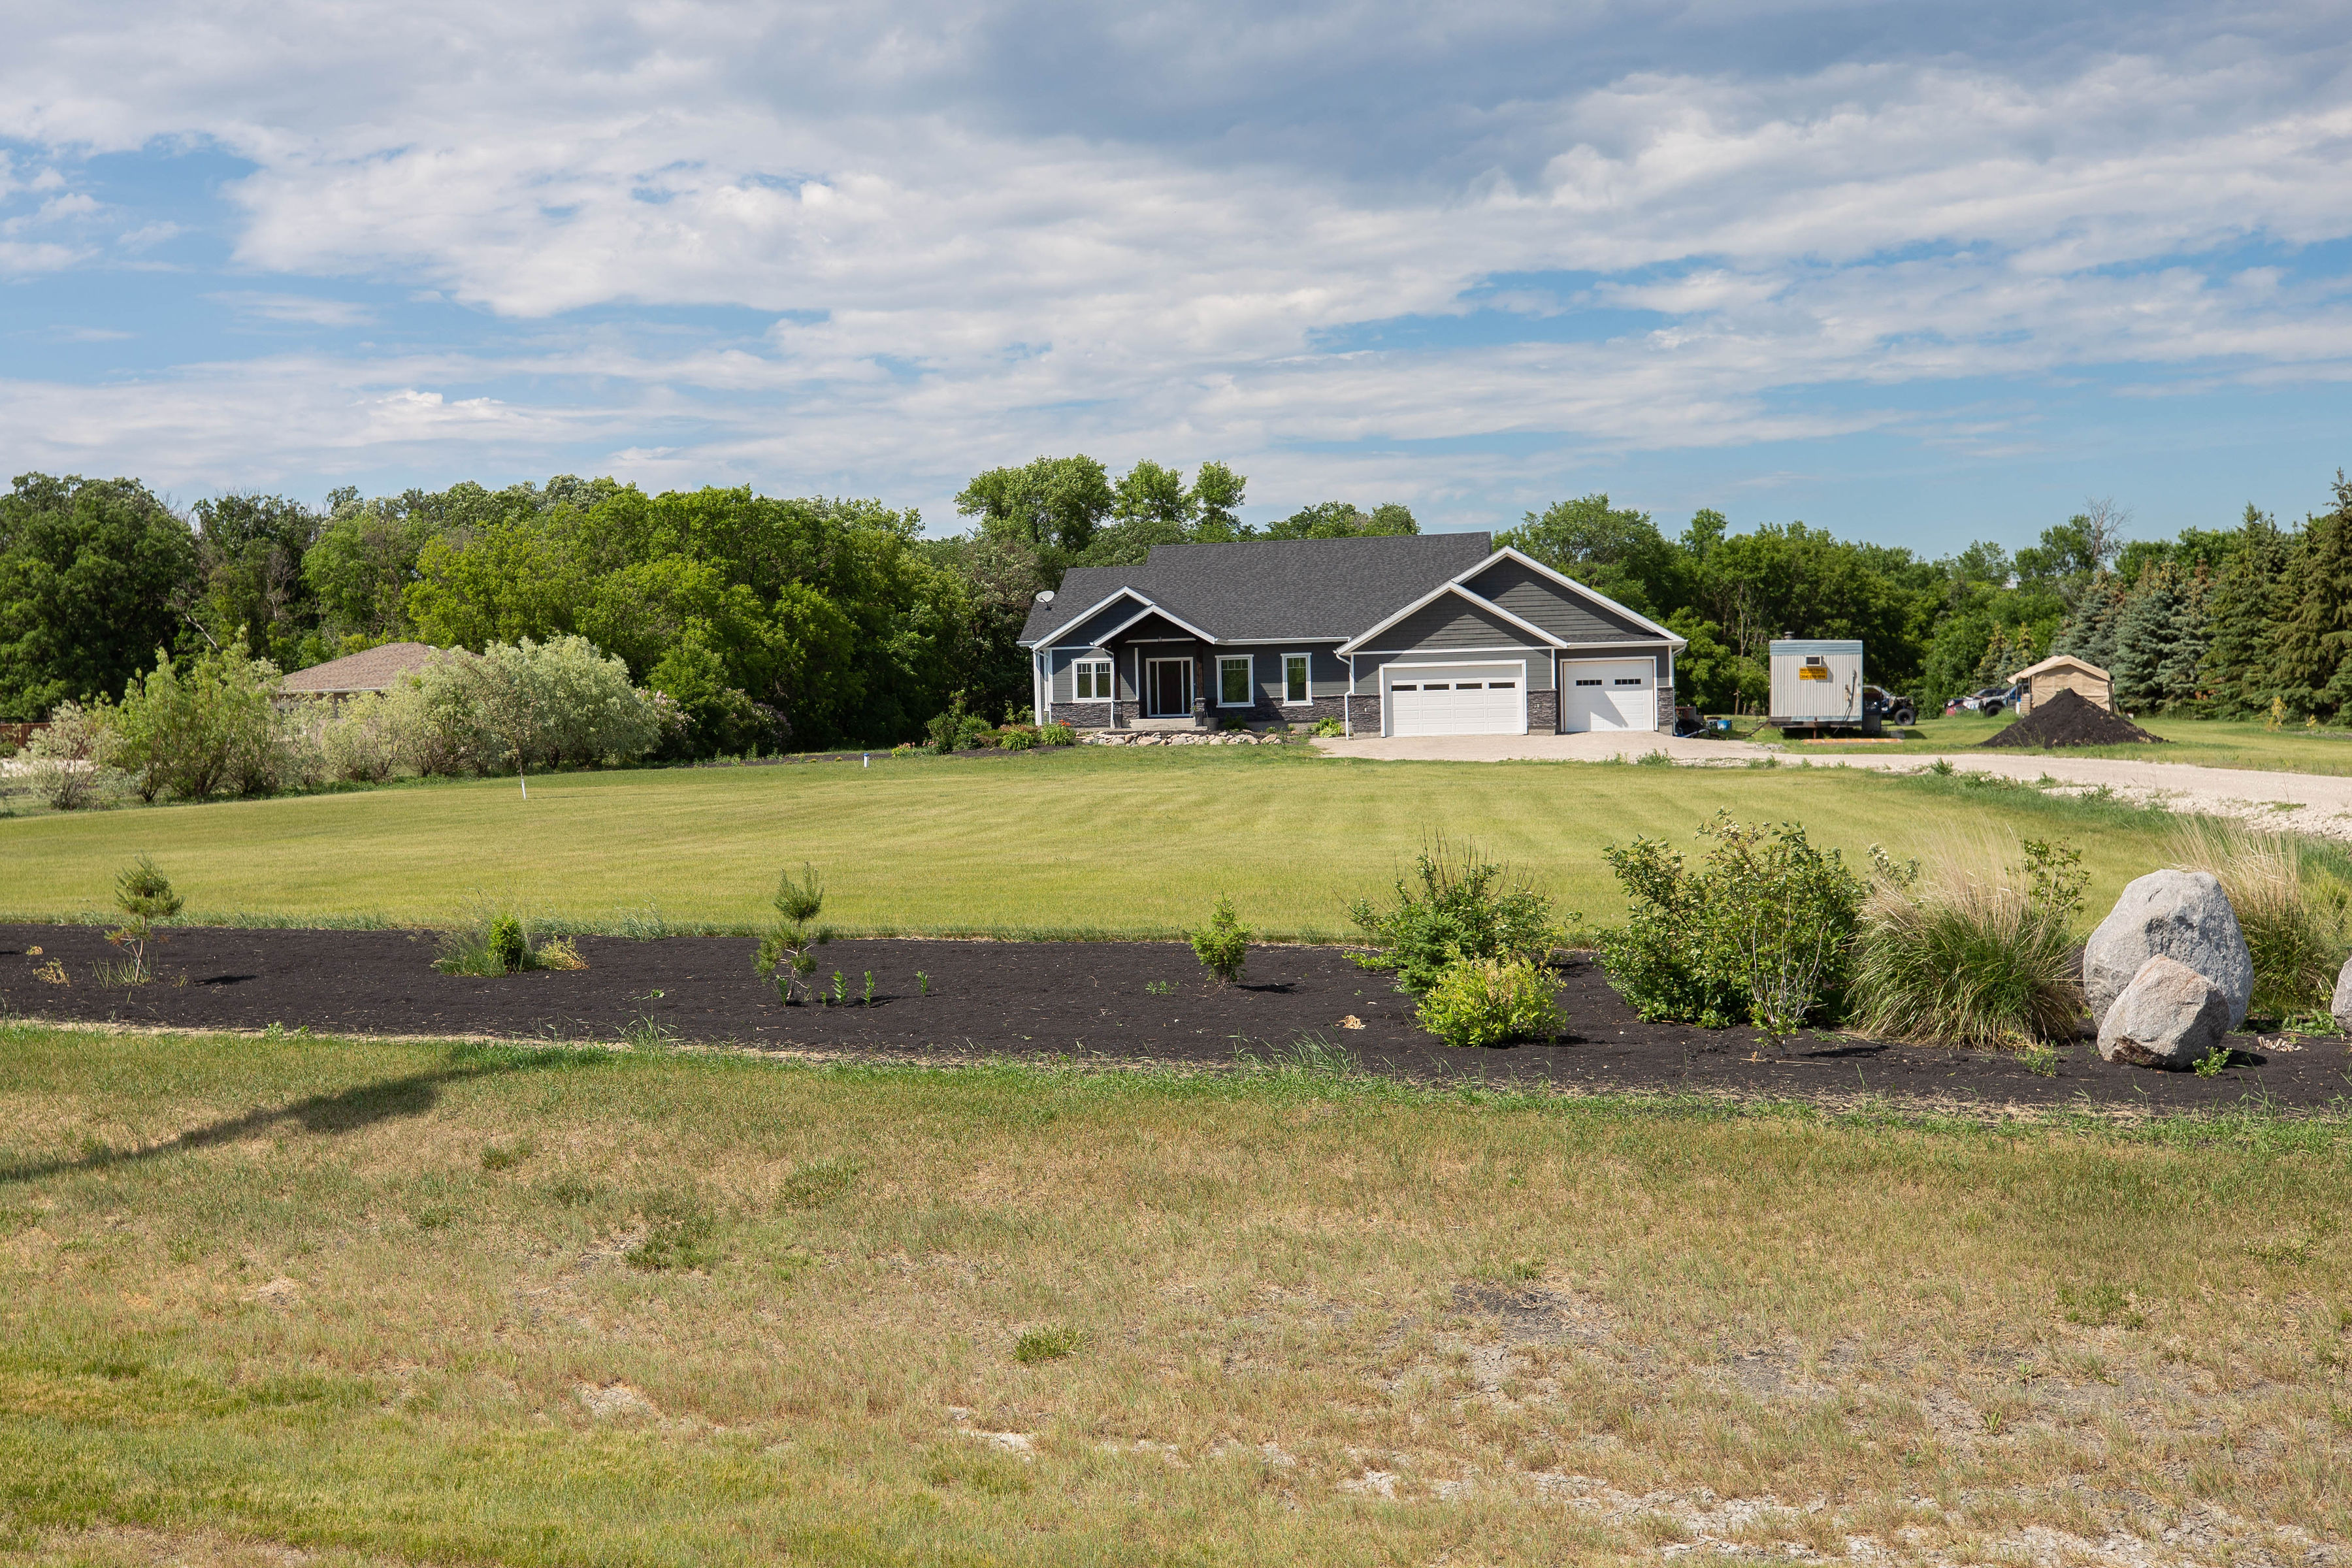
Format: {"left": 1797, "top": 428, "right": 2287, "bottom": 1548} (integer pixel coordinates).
{"left": 4, "top": 924, "right": 2345, "bottom": 1112}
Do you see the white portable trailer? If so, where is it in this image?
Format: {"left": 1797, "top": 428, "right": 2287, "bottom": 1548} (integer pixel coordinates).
{"left": 1769, "top": 640, "right": 1865, "bottom": 734}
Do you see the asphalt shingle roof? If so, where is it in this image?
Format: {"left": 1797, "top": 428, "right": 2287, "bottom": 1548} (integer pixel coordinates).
{"left": 1019, "top": 532, "right": 1494, "bottom": 645}
{"left": 280, "top": 641, "right": 444, "bottom": 694}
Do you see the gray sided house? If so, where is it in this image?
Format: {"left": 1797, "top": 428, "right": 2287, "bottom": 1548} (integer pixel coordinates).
{"left": 1018, "top": 533, "right": 1686, "bottom": 737}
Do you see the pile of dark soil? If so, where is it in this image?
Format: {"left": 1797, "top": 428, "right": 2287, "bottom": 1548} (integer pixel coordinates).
{"left": 1982, "top": 687, "right": 2164, "bottom": 749}
{"left": 4, "top": 924, "right": 2338, "bottom": 1113}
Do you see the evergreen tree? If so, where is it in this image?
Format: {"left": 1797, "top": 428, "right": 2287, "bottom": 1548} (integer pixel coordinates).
{"left": 2110, "top": 562, "right": 2210, "bottom": 713}
{"left": 2269, "top": 473, "right": 2352, "bottom": 720}
{"left": 2198, "top": 504, "right": 2292, "bottom": 715}
{"left": 2050, "top": 573, "right": 2131, "bottom": 675}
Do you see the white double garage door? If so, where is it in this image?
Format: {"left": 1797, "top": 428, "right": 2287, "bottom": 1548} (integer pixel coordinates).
{"left": 1383, "top": 658, "right": 1655, "bottom": 736}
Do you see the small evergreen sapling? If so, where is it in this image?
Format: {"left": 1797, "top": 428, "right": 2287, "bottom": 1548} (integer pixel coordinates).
{"left": 106, "top": 856, "right": 184, "bottom": 983}
{"left": 1190, "top": 894, "right": 1250, "bottom": 985}
{"left": 755, "top": 864, "right": 834, "bottom": 1005}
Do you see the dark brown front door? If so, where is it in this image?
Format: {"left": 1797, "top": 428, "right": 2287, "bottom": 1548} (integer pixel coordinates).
{"left": 1147, "top": 658, "right": 1193, "bottom": 717}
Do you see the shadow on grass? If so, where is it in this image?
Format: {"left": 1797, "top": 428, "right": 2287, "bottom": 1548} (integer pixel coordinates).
{"left": 1, "top": 1047, "right": 600, "bottom": 1184}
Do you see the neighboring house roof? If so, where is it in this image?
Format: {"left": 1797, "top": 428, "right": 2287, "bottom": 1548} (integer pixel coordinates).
{"left": 280, "top": 642, "right": 444, "bottom": 694}
{"left": 1021, "top": 532, "right": 1495, "bottom": 646}
{"left": 2011, "top": 653, "right": 2111, "bottom": 683}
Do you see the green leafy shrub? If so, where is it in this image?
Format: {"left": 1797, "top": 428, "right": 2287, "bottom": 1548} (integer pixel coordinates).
{"left": 1348, "top": 841, "right": 1558, "bottom": 996}
{"left": 1416, "top": 957, "right": 1563, "bottom": 1047}
{"left": 926, "top": 692, "right": 994, "bottom": 754}
{"left": 1190, "top": 894, "right": 1250, "bottom": 985}
{"left": 21, "top": 699, "right": 120, "bottom": 809}
{"left": 1037, "top": 723, "right": 1077, "bottom": 745}
{"left": 104, "top": 855, "right": 183, "bottom": 983}
{"left": 755, "top": 863, "right": 835, "bottom": 1004}
{"left": 994, "top": 725, "right": 1039, "bottom": 751}
{"left": 1597, "top": 813, "right": 1863, "bottom": 1042}
{"left": 111, "top": 632, "right": 285, "bottom": 801}
{"left": 1848, "top": 838, "right": 2084, "bottom": 1048}
{"left": 1311, "top": 715, "right": 1345, "bottom": 738}
{"left": 2166, "top": 818, "right": 2348, "bottom": 1019}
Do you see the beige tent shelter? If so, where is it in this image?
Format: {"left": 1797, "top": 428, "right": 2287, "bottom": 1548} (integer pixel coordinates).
{"left": 2009, "top": 653, "right": 2112, "bottom": 715}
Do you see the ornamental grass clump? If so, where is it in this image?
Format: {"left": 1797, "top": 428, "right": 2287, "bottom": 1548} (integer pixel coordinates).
{"left": 1416, "top": 957, "right": 1563, "bottom": 1048}
{"left": 2165, "top": 818, "right": 2348, "bottom": 1019}
{"left": 1847, "top": 836, "right": 2085, "bottom": 1049}
{"left": 1190, "top": 894, "right": 1250, "bottom": 985}
{"left": 755, "top": 863, "right": 835, "bottom": 1004}
{"left": 1348, "top": 840, "right": 1558, "bottom": 996}
{"left": 1597, "top": 813, "right": 1863, "bottom": 1047}
{"left": 434, "top": 905, "right": 585, "bottom": 975}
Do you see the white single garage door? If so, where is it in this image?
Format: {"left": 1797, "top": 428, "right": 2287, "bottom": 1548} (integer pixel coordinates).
{"left": 1560, "top": 659, "right": 1656, "bottom": 732}
{"left": 1384, "top": 664, "right": 1526, "bottom": 737}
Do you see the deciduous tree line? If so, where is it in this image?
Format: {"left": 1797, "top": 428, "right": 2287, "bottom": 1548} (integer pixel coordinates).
{"left": 5, "top": 461, "right": 2348, "bottom": 743}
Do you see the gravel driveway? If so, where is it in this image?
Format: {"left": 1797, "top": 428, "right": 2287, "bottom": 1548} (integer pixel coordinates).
{"left": 1315, "top": 732, "right": 2352, "bottom": 838}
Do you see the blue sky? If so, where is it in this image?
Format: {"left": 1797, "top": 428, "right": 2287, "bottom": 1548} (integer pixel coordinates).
{"left": 5, "top": 1, "right": 2351, "bottom": 555}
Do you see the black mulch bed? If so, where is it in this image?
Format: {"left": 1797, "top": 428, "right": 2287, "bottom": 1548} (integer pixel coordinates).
{"left": 5, "top": 923, "right": 2347, "bottom": 1113}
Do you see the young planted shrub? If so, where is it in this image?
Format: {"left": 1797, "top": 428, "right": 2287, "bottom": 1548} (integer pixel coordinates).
{"left": 755, "top": 864, "right": 835, "bottom": 1004}
{"left": 1848, "top": 838, "right": 2085, "bottom": 1049}
{"left": 434, "top": 907, "right": 585, "bottom": 975}
{"left": 1598, "top": 813, "right": 1863, "bottom": 1044}
{"left": 1348, "top": 840, "right": 1558, "bottom": 996}
{"left": 1037, "top": 723, "right": 1077, "bottom": 746}
{"left": 105, "top": 855, "right": 183, "bottom": 983}
{"left": 1416, "top": 956, "right": 1563, "bottom": 1048}
{"left": 2166, "top": 818, "right": 2348, "bottom": 1019}
{"left": 1190, "top": 894, "right": 1250, "bottom": 985}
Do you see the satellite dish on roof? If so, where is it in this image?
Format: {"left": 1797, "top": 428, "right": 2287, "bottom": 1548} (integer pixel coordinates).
{"left": 1036, "top": 590, "right": 1056, "bottom": 603}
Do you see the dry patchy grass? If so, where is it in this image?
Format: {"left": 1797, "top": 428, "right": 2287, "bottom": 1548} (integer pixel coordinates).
{"left": 3, "top": 1024, "right": 2349, "bottom": 1566}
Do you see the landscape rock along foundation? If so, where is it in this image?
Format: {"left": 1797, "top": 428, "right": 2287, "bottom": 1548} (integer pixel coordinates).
{"left": 2097, "top": 955, "right": 2233, "bottom": 1068}
{"left": 2082, "top": 869, "right": 2252, "bottom": 1030}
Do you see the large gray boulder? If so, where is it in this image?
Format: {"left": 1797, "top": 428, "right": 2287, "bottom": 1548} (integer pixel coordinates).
{"left": 2097, "top": 955, "right": 2233, "bottom": 1068}
{"left": 2332, "top": 956, "right": 2352, "bottom": 1034}
{"left": 2082, "top": 870, "right": 2252, "bottom": 1030}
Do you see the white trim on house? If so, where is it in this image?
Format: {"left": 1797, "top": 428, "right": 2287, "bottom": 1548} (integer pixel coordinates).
{"left": 1215, "top": 654, "right": 1254, "bottom": 708}
{"left": 1086, "top": 600, "right": 1222, "bottom": 647}
{"left": 1281, "top": 651, "right": 1312, "bottom": 706}
{"left": 1348, "top": 644, "right": 1561, "bottom": 657}
{"left": 1072, "top": 658, "right": 1114, "bottom": 702}
{"left": 1454, "top": 546, "right": 1688, "bottom": 647}
{"left": 1024, "top": 587, "right": 1154, "bottom": 648}
{"left": 1026, "top": 589, "right": 1223, "bottom": 650}
{"left": 1378, "top": 659, "right": 1529, "bottom": 738}
{"left": 1335, "top": 581, "right": 1569, "bottom": 656}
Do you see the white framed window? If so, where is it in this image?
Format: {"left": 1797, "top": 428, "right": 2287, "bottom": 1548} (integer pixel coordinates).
{"left": 1073, "top": 659, "right": 1113, "bottom": 701}
{"left": 1218, "top": 655, "right": 1254, "bottom": 706}
{"left": 1282, "top": 651, "right": 1311, "bottom": 704}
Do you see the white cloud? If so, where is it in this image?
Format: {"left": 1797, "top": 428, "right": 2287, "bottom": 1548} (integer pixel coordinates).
{"left": 0, "top": 1, "right": 2348, "bottom": 519}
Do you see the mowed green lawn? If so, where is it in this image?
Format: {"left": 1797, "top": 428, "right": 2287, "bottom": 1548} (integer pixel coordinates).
{"left": 2, "top": 747, "right": 2214, "bottom": 939}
